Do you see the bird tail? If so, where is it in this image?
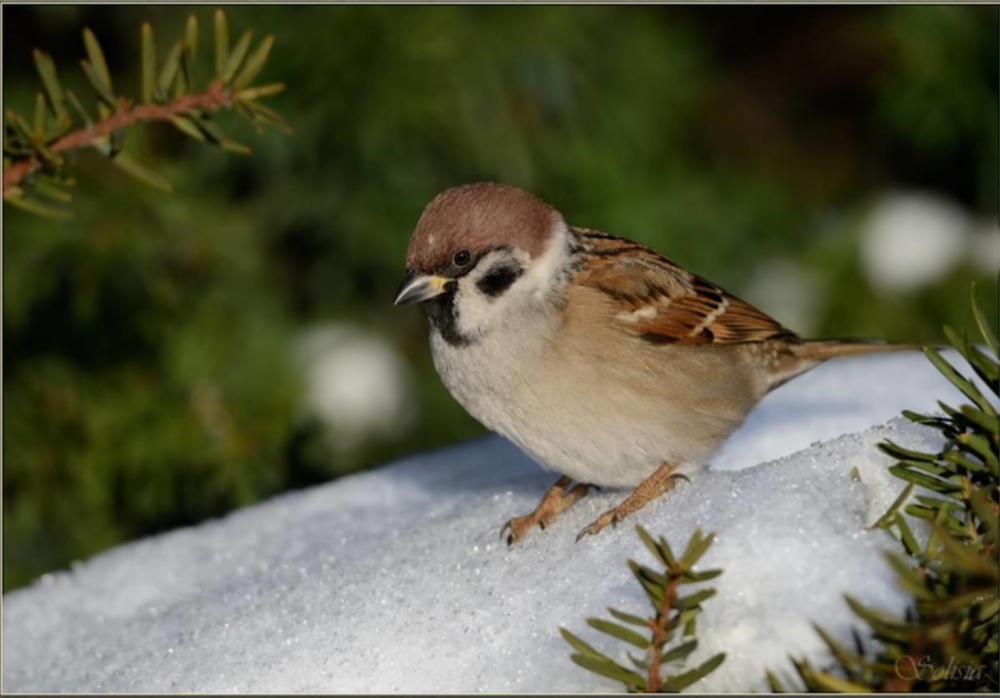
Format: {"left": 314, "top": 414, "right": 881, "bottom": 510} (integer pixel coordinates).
{"left": 792, "top": 338, "right": 920, "bottom": 362}
{"left": 766, "top": 338, "right": 920, "bottom": 392}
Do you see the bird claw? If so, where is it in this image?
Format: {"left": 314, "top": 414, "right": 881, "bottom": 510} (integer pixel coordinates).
{"left": 575, "top": 510, "right": 620, "bottom": 542}
{"left": 499, "top": 518, "right": 518, "bottom": 545}
{"left": 501, "top": 506, "right": 572, "bottom": 545}
{"left": 499, "top": 478, "right": 595, "bottom": 545}
{"left": 500, "top": 515, "right": 540, "bottom": 546}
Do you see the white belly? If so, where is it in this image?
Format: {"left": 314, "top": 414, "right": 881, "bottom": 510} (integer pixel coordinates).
{"left": 428, "top": 324, "right": 744, "bottom": 488}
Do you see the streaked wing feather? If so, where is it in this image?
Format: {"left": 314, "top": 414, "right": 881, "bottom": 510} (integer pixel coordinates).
{"left": 572, "top": 228, "right": 796, "bottom": 346}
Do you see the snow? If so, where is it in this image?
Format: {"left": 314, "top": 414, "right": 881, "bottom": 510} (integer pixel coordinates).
{"left": 2, "top": 351, "right": 986, "bottom": 693}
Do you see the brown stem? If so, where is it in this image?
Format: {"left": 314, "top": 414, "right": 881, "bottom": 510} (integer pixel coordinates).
{"left": 646, "top": 574, "right": 680, "bottom": 692}
{"left": 881, "top": 671, "right": 914, "bottom": 692}
{"left": 879, "top": 627, "right": 928, "bottom": 692}
{"left": 3, "top": 81, "right": 233, "bottom": 195}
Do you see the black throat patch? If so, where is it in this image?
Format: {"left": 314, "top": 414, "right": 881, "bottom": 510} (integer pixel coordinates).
{"left": 425, "top": 290, "right": 471, "bottom": 347}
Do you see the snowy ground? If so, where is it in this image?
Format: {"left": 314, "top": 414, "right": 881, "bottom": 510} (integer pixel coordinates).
{"left": 2, "top": 351, "right": 986, "bottom": 693}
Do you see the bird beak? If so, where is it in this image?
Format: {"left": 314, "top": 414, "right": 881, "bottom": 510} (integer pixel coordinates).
{"left": 394, "top": 269, "right": 450, "bottom": 305}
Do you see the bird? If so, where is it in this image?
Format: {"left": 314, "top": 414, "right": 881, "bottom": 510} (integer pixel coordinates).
{"left": 394, "top": 182, "right": 912, "bottom": 545}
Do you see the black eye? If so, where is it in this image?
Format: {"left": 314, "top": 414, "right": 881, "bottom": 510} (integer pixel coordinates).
{"left": 453, "top": 250, "right": 472, "bottom": 267}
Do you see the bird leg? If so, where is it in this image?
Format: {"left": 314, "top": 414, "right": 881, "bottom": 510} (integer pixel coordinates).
{"left": 501, "top": 476, "right": 593, "bottom": 545}
{"left": 576, "top": 462, "right": 687, "bottom": 541}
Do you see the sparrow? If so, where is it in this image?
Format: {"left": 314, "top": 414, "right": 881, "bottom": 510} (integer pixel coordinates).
{"left": 395, "top": 182, "right": 911, "bottom": 544}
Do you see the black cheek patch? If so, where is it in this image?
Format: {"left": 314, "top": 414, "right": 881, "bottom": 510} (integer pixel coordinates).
{"left": 476, "top": 264, "right": 524, "bottom": 298}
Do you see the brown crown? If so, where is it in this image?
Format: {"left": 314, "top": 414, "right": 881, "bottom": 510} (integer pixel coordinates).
{"left": 406, "top": 182, "right": 562, "bottom": 272}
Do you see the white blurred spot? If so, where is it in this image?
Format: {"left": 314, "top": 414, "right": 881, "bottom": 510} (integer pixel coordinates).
{"left": 860, "top": 191, "right": 970, "bottom": 294}
{"left": 293, "top": 324, "right": 415, "bottom": 453}
{"left": 968, "top": 221, "right": 1000, "bottom": 275}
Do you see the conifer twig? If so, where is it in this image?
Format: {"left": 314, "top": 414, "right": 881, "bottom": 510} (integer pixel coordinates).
{"left": 561, "top": 526, "right": 725, "bottom": 693}
{"left": 646, "top": 575, "right": 679, "bottom": 691}
{"left": 767, "top": 286, "right": 998, "bottom": 693}
{"left": 4, "top": 11, "right": 289, "bottom": 216}
{"left": 3, "top": 81, "right": 234, "bottom": 195}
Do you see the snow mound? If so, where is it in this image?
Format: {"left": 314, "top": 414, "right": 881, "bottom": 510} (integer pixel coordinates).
{"left": 1, "top": 352, "right": 980, "bottom": 693}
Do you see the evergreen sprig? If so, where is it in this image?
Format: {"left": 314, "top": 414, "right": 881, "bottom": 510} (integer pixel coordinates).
{"left": 768, "top": 286, "right": 999, "bottom": 692}
{"left": 3, "top": 10, "right": 290, "bottom": 218}
{"left": 561, "top": 526, "right": 726, "bottom": 692}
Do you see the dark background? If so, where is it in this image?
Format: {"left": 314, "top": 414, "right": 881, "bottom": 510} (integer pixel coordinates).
{"left": 4, "top": 4, "right": 998, "bottom": 591}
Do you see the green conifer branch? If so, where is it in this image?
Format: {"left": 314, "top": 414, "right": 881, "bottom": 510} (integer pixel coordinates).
{"left": 3, "top": 10, "right": 291, "bottom": 217}
{"left": 769, "top": 285, "right": 999, "bottom": 693}
{"left": 561, "top": 526, "right": 725, "bottom": 692}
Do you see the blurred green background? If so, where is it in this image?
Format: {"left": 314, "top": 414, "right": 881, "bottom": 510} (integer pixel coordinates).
{"left": 3, "top": 5, "right": 998, "bottom": 592}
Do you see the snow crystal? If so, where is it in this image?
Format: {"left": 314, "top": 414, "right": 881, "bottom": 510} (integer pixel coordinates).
{"left": 2, "top": 351, "right": 986, "bottom": 693}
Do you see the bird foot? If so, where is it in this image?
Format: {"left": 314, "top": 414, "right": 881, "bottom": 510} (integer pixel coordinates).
{"left": 575, "top": 509, "right": 622, "bottom": 541}
{"left": 576, "top": 470, "right": 689, "bottom": 542}
{"left": 501, "top": 476, "right": 592, "bottom": 545}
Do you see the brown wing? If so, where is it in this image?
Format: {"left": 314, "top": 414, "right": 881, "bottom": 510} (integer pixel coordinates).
{"left": 572, "top": 227, "right": 797, "bottom": 345}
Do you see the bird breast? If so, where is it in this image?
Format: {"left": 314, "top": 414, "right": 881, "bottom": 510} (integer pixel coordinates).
{"left": 427, "top": 304, "right": 756, "bottom": 488}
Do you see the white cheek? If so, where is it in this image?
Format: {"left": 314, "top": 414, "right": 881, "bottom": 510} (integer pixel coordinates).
{"left": 452, "top": 282, "right": 494, "bottom": 338}
{"left": 449, "top": 220, "right": 571, "bottom": 339}
{"left": 524, "top": 219, "right": 571, "bottom": 298}
{"left": 452, "top": 255, "right": 530, "bottom": 338}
